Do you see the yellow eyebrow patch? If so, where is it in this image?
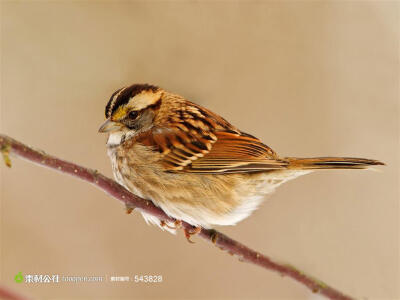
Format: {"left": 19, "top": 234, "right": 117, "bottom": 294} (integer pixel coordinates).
{"left": 112, "top": 105, "right": 129, "bottom": 120}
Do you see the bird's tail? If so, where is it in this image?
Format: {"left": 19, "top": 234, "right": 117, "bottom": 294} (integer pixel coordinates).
{"left": 285, "top": 157, "right": 384, "bottom": 170}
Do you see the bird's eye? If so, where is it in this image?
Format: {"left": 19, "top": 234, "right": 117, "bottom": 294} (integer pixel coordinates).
{"left": 129, "top": 111, "right": 139, "bottom": 119}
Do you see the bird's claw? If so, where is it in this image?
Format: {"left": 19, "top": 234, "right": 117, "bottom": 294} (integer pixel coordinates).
{"left": 159, "top": 220, "right": 201, "bottom": 243}
{"left": 160, "top": 219, "right": 182, "bottom": 230}
{"left": 184, "top": 226, "right": 201, "bottom": 243}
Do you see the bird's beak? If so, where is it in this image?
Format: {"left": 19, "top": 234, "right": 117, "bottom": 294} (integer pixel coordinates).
{"left": 98, "top": 119, "right": 121, "bottom": 133}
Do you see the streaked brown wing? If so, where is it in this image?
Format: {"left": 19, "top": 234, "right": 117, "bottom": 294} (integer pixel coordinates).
{"left": 136, "top": 128, "right": 288, "bottom": 174}
{"left": 185, "top": 131, "right": 288, "bottom": 173}
{"left": 135, "top": 125, "right": 216, "bottom": 170}
{"left": 134, "top": 99, "right": 287, "bottom": 174}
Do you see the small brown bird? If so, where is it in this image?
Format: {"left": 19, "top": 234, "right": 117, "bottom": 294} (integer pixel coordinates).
{"left": 99, "top": 84, "right": 383, "bottom": 238}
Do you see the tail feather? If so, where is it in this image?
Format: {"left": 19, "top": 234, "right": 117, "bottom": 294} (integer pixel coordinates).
{"left": 286, "top": 157, "right": 385, "bottom": 170}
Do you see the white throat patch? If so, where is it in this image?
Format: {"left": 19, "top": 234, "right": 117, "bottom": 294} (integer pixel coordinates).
{"left": 107, "top": 132, "right": 125, "bottom": 146}
{"left": 107, "top": 130, "right": 137, "bottom": 146}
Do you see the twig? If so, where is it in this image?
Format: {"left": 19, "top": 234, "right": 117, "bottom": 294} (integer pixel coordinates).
{"left": 0, "top": 285, "right": 31, "bottom": 300}
{"left": 0, "top": 134, "right": 354, "bottom": 300}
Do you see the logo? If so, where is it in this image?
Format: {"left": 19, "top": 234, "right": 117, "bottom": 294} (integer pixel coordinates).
{"left": 14, "top": 272, "right": 24, "bottom": 283}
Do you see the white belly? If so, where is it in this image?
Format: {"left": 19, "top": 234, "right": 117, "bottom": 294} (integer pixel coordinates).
{"left": 106, "top": 135, "right": 310, "bottom": 232}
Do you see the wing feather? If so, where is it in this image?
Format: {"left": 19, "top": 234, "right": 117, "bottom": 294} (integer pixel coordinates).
{"left": 135, "top": 127, "right": 287, "bottom": 174}
{"left": 133, "top": 99, "right": 286, "bottom": 174}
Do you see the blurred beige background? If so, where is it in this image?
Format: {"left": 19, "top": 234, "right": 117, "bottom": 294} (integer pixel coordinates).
{"left": 0, "top": 1, "right": 399, "bottom": 299}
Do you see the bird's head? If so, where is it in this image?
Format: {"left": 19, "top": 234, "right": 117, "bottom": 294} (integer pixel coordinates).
{"left": 99, "top": 84, "right": 162, "bottom": 144}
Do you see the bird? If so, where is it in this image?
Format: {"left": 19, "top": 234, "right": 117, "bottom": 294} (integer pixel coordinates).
{"left": 99, "top": 83, "right": 383, "bottom": 240}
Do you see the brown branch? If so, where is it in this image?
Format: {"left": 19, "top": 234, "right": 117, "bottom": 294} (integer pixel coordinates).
{"left": 0, "top": 134, "right": 354, "bottom": 300}
{"left": 0, "top": 285, "right": 31, "bottom": 300}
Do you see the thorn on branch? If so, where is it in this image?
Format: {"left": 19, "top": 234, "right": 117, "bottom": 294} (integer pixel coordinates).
{"left": 1, "top": 143, "right": 12, "bottom": 167}
{"left": 125, "top": 204, "right": 135, "bottom": 214}
{"left": 210, "top": 229, "right": 219, "bottom": 244}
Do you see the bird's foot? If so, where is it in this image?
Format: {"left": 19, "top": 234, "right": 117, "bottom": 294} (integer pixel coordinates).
{"left": 174, "top": 220, "right": 183, "bottom": 229}
{"left": 160, "top": 219, "right": 182, "bottom": 230}
{"left": 184, "top": 226, "right": 202, "bottom": 243}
